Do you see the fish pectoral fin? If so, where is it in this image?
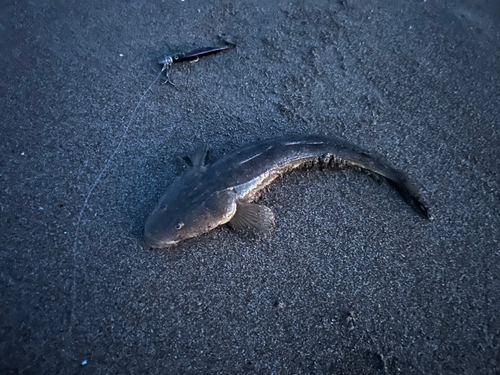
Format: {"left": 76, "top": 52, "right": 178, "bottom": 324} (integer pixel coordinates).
{"left": 229, "top": 201, "right": 275, "bottom": 235}
{"left": 188, "top": 147, "right": 208, "bottom": 168}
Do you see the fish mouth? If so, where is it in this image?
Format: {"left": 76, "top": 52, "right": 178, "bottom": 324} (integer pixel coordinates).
{"left": 144, "top": 237, "right": 180, "bottom": 249}
{"left": 144, "top": 226, "right": 181, "bottom": 248}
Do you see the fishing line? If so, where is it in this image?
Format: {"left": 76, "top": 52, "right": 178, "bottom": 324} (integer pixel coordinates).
{"left": 66, "top": 65, "right": 166, "bottom": 344}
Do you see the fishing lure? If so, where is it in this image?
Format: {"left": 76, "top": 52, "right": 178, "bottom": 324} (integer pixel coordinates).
{"left": 158, "top": 43, "right": 234, "bottom": 84}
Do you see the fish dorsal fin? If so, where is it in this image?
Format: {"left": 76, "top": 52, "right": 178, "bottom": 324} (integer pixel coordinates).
{"left": 229, "top": 201, "right": 275, "bottom": 235}
{"left": 188, "top": 147, "right": 208, "bottom": 168}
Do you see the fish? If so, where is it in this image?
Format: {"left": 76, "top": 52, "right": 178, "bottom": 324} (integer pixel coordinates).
{"left": 144, "top": 135, "right": 430, "bottom": 248}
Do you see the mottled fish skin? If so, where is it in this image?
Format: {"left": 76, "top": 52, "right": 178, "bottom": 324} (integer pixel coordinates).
{"left": 144, "top": 135, "right": 430, "bottom": 248}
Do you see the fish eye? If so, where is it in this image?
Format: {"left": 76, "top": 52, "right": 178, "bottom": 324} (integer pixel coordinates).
{"left": 175, "top": 222, "right": 184, "bottom": 230}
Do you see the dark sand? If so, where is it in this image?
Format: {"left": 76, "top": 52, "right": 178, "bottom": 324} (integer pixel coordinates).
{"left": 1, "top": 0, "right": 499, "bottom": 373}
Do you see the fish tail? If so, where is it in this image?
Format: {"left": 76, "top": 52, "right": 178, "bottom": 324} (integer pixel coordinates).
{"left": 384, "top": 169, "right": 431, "bottom": 219}
{"left": 345, "top": 150, "right": 431, "bottom": 219}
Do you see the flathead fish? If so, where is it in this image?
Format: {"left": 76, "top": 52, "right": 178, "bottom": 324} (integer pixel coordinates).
{"left": 144, "top": 135, "right": 430, "bottom": 248}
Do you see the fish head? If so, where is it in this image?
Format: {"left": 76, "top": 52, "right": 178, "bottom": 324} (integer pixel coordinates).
{"left": 144, "top": 172, "right": 237, "bottom": 248}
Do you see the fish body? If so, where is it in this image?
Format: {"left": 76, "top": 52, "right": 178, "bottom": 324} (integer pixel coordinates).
{"left": 144, "top": 135, "right": 430, "bottom": 248}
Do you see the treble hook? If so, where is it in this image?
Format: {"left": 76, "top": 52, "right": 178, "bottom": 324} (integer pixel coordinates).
{"left": 159, "top": 56, "right": 174, "bottom": 85}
